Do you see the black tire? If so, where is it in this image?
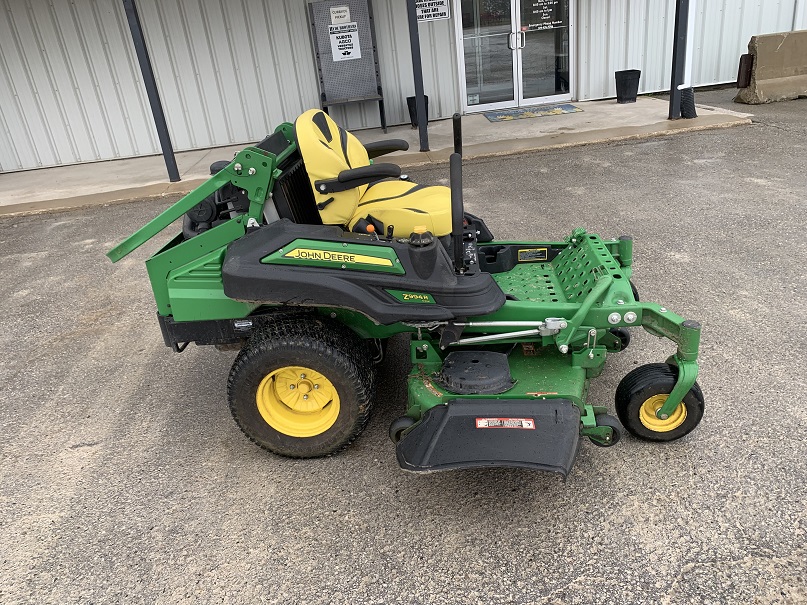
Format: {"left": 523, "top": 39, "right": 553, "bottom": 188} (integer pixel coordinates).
{"left": 608, "top": 327, "right": 631, "bottom": 351}
{"left": 389, "top": 416, "right": 416, "bottom": 443}
{"left": 227, "top": 317, "right": 376, "bottom": 458}
{"left": 630, "top": 280, "right": 640, "bottom": 302}
{"left": 615, "top": 363, "right": 704, "bottom": 442}
{"left": 589, "top": 414, "right": 622, "bottom": 447}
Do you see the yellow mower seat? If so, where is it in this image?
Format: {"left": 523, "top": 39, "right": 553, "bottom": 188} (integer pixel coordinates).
{"left": 294, "top": 109, "right": 452, "bottom": 237}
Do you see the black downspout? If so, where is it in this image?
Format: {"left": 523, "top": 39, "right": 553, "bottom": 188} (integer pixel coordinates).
{"left": 122, "top": 0, "right": 180, "bottom": 182}
{"left": 406, "top": 0, "right": 429, "bottom": 152}
{"left": 668, "top": 0, "right": 690, "bottom": 120}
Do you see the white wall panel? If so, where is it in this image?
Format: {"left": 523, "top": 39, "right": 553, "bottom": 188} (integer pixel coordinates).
{"left": 135, "top": 0, "right": 323, "bottom": 151}
{"left": 138, "top": 0, "right": 458, "bottom": 142}
{"left": 692, "top": 0, "right": 798, "bottom": 87}
{"left": 796, "top": 0, "right": 807, "bottom": 28}
{"left": 1, "top": 0, "right": 803, "bottom": 172}
{"left": 0, "top": 0, "right": 158, "bottom": 171}
{"left": 0, "top": 0, "right": 458, "bottom": 171}
{"left": 576, "top": 0, "right": 801, "bottom": 101}
{"left": 578, "top": 0, "right": 677, "bottom": 100}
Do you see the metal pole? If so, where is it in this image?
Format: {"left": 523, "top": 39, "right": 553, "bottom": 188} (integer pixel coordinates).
{"left": 668, "top": 0, "right": 690, "bottom": 120}
{"left": 406, "top": 0, "right": 429, "bottom": 152}
{"left": 122, "top": 0, "right": 180, "bottom": 182}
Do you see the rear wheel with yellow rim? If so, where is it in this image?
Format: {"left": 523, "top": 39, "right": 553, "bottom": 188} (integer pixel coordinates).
{"left": 615, "top": 363, "right": 704, "bottom": 442}
{"left": 228, "top": 317, "right": 375, "bottom": 457}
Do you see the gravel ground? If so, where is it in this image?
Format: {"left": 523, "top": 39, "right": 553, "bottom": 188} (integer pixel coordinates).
{"left": 1, "top": 89, "right": 805, "bottom": 604}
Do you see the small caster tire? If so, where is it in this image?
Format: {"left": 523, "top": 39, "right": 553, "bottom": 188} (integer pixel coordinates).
{"left": 608, "top": 327, "right": 631, "bottom": 351}
{"left": 589, "top": 414, "right": 622, "bottom": 447}
{"left": 389, "top": 416, "right": 416, "bottom": 443}
{"left": 615, "top": 363, "right": 704, "bottom": 442}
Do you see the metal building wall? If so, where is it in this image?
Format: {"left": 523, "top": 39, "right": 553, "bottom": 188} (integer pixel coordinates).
{"left": 0, "top": 0, "right": 159, "bottom": 172}
{"left": 0, "top": 0, "right": 454, "bottom": 172}
{"left": 576, "top": 0, "right": 802, "bottom": 101}
{"left": 1, "top": 0, "right": 802, "bottom": 172}
{"left": 798, "top": 0, "right": 807, "bottom": 28}
{"left": 135, "top": 0, "right": 320, "bottom": 153}
{"left": 137, "top": 0, "right": 459, "bottom": 139}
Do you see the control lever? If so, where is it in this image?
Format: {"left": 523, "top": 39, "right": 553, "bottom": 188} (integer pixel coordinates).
{"left": 450, "top": 152, "right": 465, "bottom": 273}
{"left": 452, "top": 113, "right": 462, "bottom": 156}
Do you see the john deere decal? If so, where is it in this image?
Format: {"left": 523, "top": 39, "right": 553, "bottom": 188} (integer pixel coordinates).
{"left": 261, "top": 239, "right": 405, "bottom": 274}
{"left": 284, "top": 248, "right": 392, "bottom": 267}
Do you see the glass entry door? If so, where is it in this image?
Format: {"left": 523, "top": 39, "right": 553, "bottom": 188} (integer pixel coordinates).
{"left": 459, "top": 0, "right": 572, "bottom": 112}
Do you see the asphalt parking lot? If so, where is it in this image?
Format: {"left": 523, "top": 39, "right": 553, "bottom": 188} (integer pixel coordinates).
{"left": 1, "top": 89, "right": 805, "bottom": 604}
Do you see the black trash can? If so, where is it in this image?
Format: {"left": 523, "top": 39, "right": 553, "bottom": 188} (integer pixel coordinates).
{"left": 406, "top": 95, "right": 429, "bottom": 128}
{"left": 615, "top": 70, "right": 641, "bottom": 104}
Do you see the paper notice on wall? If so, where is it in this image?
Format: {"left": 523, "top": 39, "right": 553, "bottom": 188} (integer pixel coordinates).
{"left": 330, "top": 6, "right": 350, "bottom": 24}
{"left": 329, "top": 22, "right": 361, "bottom": 62}
{"left": 416, "top": 0, "right": 450, "bottom": 21}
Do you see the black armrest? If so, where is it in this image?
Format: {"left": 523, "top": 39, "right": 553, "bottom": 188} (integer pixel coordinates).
{"left": 363, "top": 139, "right": 410, "bottom": 159}
{"left": 315, "top": 163, "right": 402, "bottom": 194}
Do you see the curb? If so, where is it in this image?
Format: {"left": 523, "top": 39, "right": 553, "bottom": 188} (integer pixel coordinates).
{"left": 0, "top": 114, "right": 751, "bottom": 217}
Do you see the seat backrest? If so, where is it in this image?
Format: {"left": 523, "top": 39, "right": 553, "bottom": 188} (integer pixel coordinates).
{"left": 272, "top": 151, "right": 322, "bottom": 225}
{"left": 294, "top": 109, "right": 370, "bottom": 225}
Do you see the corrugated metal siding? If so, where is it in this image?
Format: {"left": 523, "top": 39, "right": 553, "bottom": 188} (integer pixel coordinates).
{"left": 0, "top": 0, "right": 457, "bottom": 171}
{"left": 138, "top": 0, "right": 458, "bottom": 140}
{"left": 0, "top": 0, "right": 158, "bottom": 171}
{"left": 135, "top": 0, "right": 322, "bottom": 151}
{"left": 578, "top": 0, "right": 672, "bottom": 100}
{"left": 693, "top": 0, "right": 798, "bottom": 86}
{"left": 137, "top": 0, "right": 457, "bottom": 139}
{"left": 576, "top": 0, "right": 802, "bottom": 101}
{"left": 1, "top": 0, "right": 803, "bottom": 171}
{"left": 792, "top": 0, "right": 807, "bottom": 28}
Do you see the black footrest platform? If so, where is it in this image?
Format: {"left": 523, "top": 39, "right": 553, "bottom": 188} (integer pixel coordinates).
{"left": 396, "top": 399, "right": 581, "bottom": 476}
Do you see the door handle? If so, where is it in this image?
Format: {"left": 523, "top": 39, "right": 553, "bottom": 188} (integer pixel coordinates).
{"left": 508, "top": 32, "right": 517, "bottom": 50}
{"left": 518, "top": 31, "right": 526, "bottom": 49}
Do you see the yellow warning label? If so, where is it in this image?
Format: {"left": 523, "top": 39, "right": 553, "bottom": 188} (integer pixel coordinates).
{"left": 284, "top": 248, "right": 393, "bottom": 267}
{"left": 518, "top": 247, "right": 548, "bottom": 262}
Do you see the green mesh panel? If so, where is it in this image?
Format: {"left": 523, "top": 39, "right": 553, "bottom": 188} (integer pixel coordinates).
{"left": 492, "top": 235, "right": 623, "bottom": 303}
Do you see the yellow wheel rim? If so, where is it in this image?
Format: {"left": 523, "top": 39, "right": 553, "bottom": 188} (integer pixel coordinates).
{"left": 638, "top": 394, "right": 687, "bottom": 432}
{"left": 256, "top": 366, "right": 340, "bottom": 437}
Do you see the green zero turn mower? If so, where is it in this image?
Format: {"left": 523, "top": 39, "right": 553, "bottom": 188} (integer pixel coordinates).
{"left": 108, "top": 110, "right": 704, "bottom": 476}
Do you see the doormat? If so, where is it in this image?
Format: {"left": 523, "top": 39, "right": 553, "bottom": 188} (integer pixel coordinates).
{"left": 483, "top": 104, "right": 583, "bottom": 122}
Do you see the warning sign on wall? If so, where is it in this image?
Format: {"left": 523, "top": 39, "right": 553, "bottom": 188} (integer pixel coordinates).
{"left": 329, "top": 22, "right": 361, "bottom": 61}
{"left": 416, "top": 0, "right": 450, "bottom": 22}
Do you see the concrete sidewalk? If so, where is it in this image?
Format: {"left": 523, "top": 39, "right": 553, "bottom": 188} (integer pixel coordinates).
{"left": 0, "top": 96, "right": 751, "bottom": 216}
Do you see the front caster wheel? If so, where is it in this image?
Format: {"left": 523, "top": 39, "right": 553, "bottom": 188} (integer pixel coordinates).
{"left": 227, "top": 318, "right": 376, "bottom": 458}
{"left": 630, "top": 280, "right": 640, "bottom": 302}
{"left": 608, "top": 327, "right": 631, "bottom": 351}
{"left": 389, "top": 416, "right": 416, "bottom": 443}
{"left": 589, "top": 414, "right": 622, "bottom": 447}
{"left": 615, "top": 363, "right": 704, "bottom": 442}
